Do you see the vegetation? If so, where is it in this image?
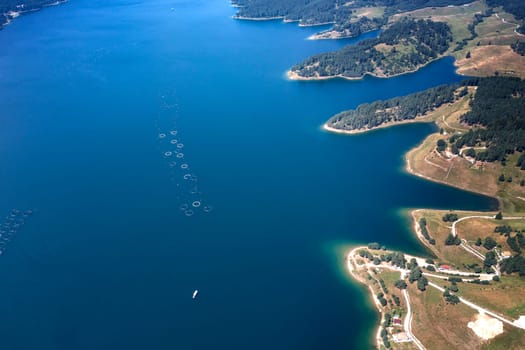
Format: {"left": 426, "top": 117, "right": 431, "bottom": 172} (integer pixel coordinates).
{"left": 453, "top": 77, "right": 525, "bottom": 164}
{"left": 291, "top": 18, "right": 453, "bottom": 79}
{"left": 483, "top": 236, "right": 498, "bottom": 250}
{"left": 419, "top": 217, "right": 436, "bottom": 245}
{"left": 486, "top": 0, "right": 525, "bottom": 20}
{"left": 442, "top": 213, "right": 459, "bottom": 222}
{"left": 326, "top": 83, "right": 456, "bottom": 131}
{"left": 512, "top": 41, "right": 525, "bottom": 56}
{"left": 233, "top": 0, "right": 473, "bottom": 28}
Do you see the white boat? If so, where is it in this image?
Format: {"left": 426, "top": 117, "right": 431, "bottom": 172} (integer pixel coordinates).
{"left": 192, "top": 289, "right": 198, "bottom": 299}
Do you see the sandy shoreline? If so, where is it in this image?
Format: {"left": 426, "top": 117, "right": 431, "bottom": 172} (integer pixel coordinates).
{"left": 322, "top": 119, "right": 432, "bottom": 135}
{"left": 346, "top": 247, "right": 384, "bottom": 349}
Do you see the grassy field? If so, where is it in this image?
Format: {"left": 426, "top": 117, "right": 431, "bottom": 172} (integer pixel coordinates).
{"left": 408, "top": 282, "right": 482, "bottom": 349}
{"left": 352, "top": 6, "right": 385, "bottom": 20}
{"left": 412, "top": 209, "right": 493, "bottom": 268}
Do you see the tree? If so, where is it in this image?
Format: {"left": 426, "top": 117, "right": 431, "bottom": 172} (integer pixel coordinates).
{"left": 483, "top": 236, "right": 497, "bottom": 250}
{"left": 368, "top": 242, "right": 381, "bottom": 250}
{"left": 498, "top": 174, "right": 505, "bottom": 182}
{"left": 484, "top": 251, "right": 497, "bottom": 268}
{"left": 394, "top": 280, "right": 407, "bottom": 289}
{"left": 449, "top": 283, "right": 459, "bottom": 292}
{"left": 445, "top": 233, "right": 461, "bottom": 245}
{"left": 495, "top": 212, "right": 503, "bottom": 220}
{"left": 475, "top": 237, "right": 482, "bottom": 246}
{"left": 466, "top": 51, "right": 471, "bottom": 59}
{"left": 417, "top": 276, "right": 428, "bottom": 291}
{"left": 442, "top": 213, "right": 459, "bottom": 222}
{"left": 437, "top": 139, "right": 447, "bottom": 152}
{"left": 465, "top": 148, "right": 476, "bottom": 158}
{"left": 409, "top": 267, "right": 422, "bottom": 283}
{"left": 446, "top": 294, "right": 460, "bottom": 304}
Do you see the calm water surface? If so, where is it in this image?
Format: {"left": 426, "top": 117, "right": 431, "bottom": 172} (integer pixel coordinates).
{"left": 0, "top": 1, "right": 496, "bottom": 349}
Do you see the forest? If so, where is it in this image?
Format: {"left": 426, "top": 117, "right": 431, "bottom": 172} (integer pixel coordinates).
{"left": 326, "top": 84, "right": 457, "bottom": 131}
{"left": 291, "top": 18, "right": 452, "bottom": 79}
{"left": 327, "top": 77, "right": 525, "bottom": 167}
{"left": 452, "top": 77, "right": 525, "bottom": 163}
{"left": 1, "top": 0, "right": 63, "bottom": 27}
{"left": 233, "top": 0, "right": 474, "bottom": 36}
{"left": 232, "top": 0, "right": 474, "bottom": 23}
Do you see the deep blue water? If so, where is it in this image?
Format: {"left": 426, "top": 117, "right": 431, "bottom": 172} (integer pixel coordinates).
{"left": 0, "top": 1, "right": 497, "bottom": 349}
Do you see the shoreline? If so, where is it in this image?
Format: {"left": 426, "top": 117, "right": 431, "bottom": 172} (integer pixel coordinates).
{"left": 287, "top": 55, "right": 448, "bottom": 82}
{"left": 322, "top": 118, "right": 432, "bottom": 135}
{"left": 345, "top": 246, "right": 385, "bottom": 349}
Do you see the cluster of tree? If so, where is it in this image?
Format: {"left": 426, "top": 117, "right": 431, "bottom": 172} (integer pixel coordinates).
{"left": 380, "top": 327, "right": 391, "bottom": 348}
{"left": 368, "top": 242, "right": 385, "bottom": 250}
{"left": 486, "top": 0, "right": 525, "bottom": 20}
{"left": 408, "top": 263, "right": 428, "bottom": 291}
{"left": 511, "top": 41, "right": 525, "bottom": 56}
{"left": 327, "top": 83, "right": 457, "bottom": 131}
{"left": 469, "top": 279, "right": 491, "bottom": 285}
{"left": 452, "top": 77, "right": 525, "bottom": 164}
{"left": 394, "top": 279, "right": 407, "bottom": 289}
{"left": 484, "top": 251, "right": 497, "bottom": 272}
{"left": 419, "top": 218, "right": 436, "bottom": 245}
{"left": 507, "top": 232, "right": 525, "bottom": 253}
{"left": 494, "top": 224, "right": 514, "bottom": 235}
{"left": 379, "top": 278, "right": 389, "bottom": 294}
{"left": 445, "top": 233, "right": 461, "bottom": 245}
{"left": 291, "top": 18, "right": 452, "bottom": 79}
{"left": 442, "top": 213, "right": 459, "bottom": 222}
{"left": 482, "top": 236, "right": 498, "bottom": 250}
{"left": 443, "top": 286, "right": 460, "bottom": 304}
{"left": 1, "top": 0, "right": 63, "bottom": 27}
{"left": 500, "top": 255, "right": 525, "bottom": 275}
{"left": 377, "top": 292, "right": 388, "bottom": 307}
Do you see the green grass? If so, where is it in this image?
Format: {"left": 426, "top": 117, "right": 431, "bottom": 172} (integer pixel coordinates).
{"left": 483, "top": 327, "right": 525, "bottom": 350}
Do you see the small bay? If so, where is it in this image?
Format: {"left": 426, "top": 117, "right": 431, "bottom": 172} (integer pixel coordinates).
{"left": 0, "top": 0, "right": 497, "bottom": 349}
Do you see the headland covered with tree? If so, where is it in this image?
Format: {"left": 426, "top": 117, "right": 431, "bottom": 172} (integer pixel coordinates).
{"left": 290, "top": 18, "right": 453, "bottom": 79}
{"left": 326, "top": 77, "right": 525, "bottom": 168}
{"left": 1, "top": 0, "right": 67, "bottom": 28}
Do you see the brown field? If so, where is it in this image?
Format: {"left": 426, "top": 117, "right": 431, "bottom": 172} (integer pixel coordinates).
{"left": 412, "top": 209, "right": 491, "bottom": 268}
{"left": 408, "top": 283, "right": 483, "bottom": 349}
{"left": 455, "top": 217, "right": 525, "bottom": 247}
{"left": 456, "top": 45, "right": 525, "bottom": 78}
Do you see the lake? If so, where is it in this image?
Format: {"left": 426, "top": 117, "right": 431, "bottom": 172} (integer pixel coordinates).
{"left": 0, "top": 0, "right": 497, "bottom": 349}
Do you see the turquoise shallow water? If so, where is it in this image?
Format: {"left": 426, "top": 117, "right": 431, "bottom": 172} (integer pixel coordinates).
{"left": 0, "top": 1, "right": 497, "bottom": 349}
